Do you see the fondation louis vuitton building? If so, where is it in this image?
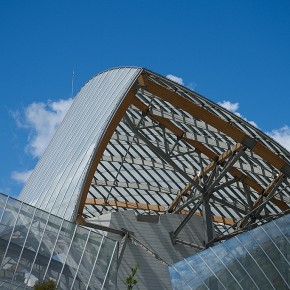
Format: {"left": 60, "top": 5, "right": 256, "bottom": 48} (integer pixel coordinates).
{"left": 1, "top": 67, "right": 290, "bottom": 289}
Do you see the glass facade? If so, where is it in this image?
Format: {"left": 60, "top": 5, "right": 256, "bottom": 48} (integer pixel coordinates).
{"left": 169, "top": 214, "right": 290, "bottom": 290}
{"left": 0, "top": 192, "right": 118, "bottom": 289}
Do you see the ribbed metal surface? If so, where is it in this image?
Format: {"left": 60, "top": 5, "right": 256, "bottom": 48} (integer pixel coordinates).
{"left": 19, "top": 67, "right": 142, "bottom": 221}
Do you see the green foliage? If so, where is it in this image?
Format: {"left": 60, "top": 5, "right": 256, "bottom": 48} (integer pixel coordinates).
{"left": 33, "top": 279, "right": 57, "bottom": 290}
{"left": 124, "top": 264, "right": 139, "bottom": 290}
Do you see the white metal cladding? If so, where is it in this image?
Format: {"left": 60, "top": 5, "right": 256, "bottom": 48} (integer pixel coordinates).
{"left": 18, "top": 67, "right": 142, "bottom": 221}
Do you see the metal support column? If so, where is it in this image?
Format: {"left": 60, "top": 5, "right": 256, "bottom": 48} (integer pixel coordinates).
{"left": 202, "top": 195, "right": 215, "bottom": 246}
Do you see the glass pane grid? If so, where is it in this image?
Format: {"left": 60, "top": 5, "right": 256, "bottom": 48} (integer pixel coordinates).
{"left": 169, "top": 214, "right": 290, "bottom": 289}
{"left": 0, "top": 192, "right": 118, "bottom": 289}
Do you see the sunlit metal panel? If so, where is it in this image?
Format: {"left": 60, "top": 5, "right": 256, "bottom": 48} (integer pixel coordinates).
{"left": 19, "top": 67, "right": 142, "bottom": 221}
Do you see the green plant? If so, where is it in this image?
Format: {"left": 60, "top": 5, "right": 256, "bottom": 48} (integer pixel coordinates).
{"left": 124, "top": 264, "right": 139, "bottom": 290}
{"left": 33, "top": 279, "right": 57, "bottom": 290}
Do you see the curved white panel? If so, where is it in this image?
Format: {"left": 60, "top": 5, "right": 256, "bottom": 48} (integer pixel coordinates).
{"left": 19, "top": 67, "right": 142, "bottom": 221}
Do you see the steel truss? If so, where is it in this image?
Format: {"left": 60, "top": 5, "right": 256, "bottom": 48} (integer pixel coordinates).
{"left": 78, "top": 69, "right": 290, "bottom": 248}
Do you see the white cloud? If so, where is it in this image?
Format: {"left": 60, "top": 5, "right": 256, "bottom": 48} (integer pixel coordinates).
{"left": 11, "top": 170, "right": 33, "bottom": 184}
{"left": 15, "top": 98, "right": 73, "bottom": 158}
{"left": 166, "top": 74, "right": 184, "bottom": 85}
{"left": 187, "top": 82, "right": 197, "bottom": 91}
{"left": 218, "top": 100, "right": 258, "bottom": 127}
{"left": 218, "top": 100, "right": 239, "bottom": 112}
{"left": 218, "top": 100, "right": 290, "bottom": 151}
{"left": 267, "top": 125, "right": 290, "bottom": 151}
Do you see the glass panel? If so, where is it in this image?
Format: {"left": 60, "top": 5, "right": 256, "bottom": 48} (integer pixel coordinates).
{"left": 71, "top": 231, "right": 92, "bottom": 290}
{"left": 101, "top": 243, "right": 118, "bottom": 290}
{"left": 0, "top": 194, "right": 8, "bottom": 222}
{"left": 205, "top": 247, "right": 242, "bottom": 289}
{"left": 168, "top": 265, "right": 193, "bottom": 290}
{"left": 247, "top": 230, "right": 289, "bottom": 289}
{"left": 1, "top": 198, "right": 22, "bottom": 227}
{"left": 86, "top": 236, "right": 104, "bottom": 290}
{"left": 217, "top": 243, "right": 258, "bottom": 289}
{"left": 0, "top": 280, "right": 12, "bottom": 290}
{"left": 89, "top": 236, "right": 117, "bottom": 289}
{"left": 30, "top": 214, "right": 63, "bottom": 284}
{"left": 0, "top": 193, "right": 118, "bottom": 289}
{"left": 274, "top": 216, "right": 290, "bottom": 241}
{"left": 45, "top": 219, "right": 76, "bottom": 286}
{"left": 6, "top": 203, "right": 36, "bottom": 283}
{"left": 0, "top": 198, "right": 23, "bottom": 281}
{"left": 169, "top": 215, "right": 290, "bottom": 289}
{"left": 72, "top": 232, "right": 102, "bottom": 290}
{"left": 257, "top": 225, "right": 290, "bottom": 289}
{"left": 22, "top": 208, "right": 50, "bottom": 287}
{"left": 59, "top": 225, "right": 88, "bottom": 289}
{"left": 186, "top": 253, "right": 225, "bottom": 289}
{"left": 228, "top": 235, "right": 273, "bottom": 289}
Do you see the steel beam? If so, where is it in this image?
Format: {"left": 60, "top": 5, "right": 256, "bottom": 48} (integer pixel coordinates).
{"left": 240, "top": 173, "right": 285, "bottom": 227}
{"left": 202, "top": 196, "right": 215, "bottom": 246}
{"left": 124, "top": 114, "right": 203, "bottom": 192}
{"left": 91, "top": 179, "right": 179, "bottom": 196}
{"left": 171, "top": 199, "right": 203, "bottom": 241}
{"left": 210, "top": 196, "right": 248, "bottom": 215}
{"left": 168, "top": 143, "right": 244, "bottom": 213}
{"left": 142, "top": 75, "right": 290, "bottom": 176}
{"left": 206, "top": 149, "right": 245, "bottom": 194}
{"left": 117, "top": 232, "right": 129, "bottom": 269}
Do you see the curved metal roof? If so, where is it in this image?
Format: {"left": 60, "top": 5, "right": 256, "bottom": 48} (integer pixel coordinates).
{"left": 19, "top": 67, "right": 290, "bottom": 245}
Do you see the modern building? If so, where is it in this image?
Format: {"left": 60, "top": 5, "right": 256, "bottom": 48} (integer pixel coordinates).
{"left": 1, "top": 67, "right": 290, "bottom": 289}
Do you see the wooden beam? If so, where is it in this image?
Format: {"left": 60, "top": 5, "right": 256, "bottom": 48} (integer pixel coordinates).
{"left": 240, "top": 173, "right": 289, "bottom": 227}
{"left": 183, "top": 138, "right": 218, "bottom": 160}
{"left": 198, "top": 143, "right": 244, "bottom": 178}
{"left": 229, "top": 167, "right": 264, "bottom": 194}
{"left": 243, "top": 173, "right": 286, "bottom": 225}
{"left": 137, "top": 75, "right": 146, "bottom": 87}
{"left": 85, "top": 198, "right": 165, "bottom": 212}
{"left": 143, "top": 76, "right": 289, "bottom": 174}
{"left": 254, "top": 173, "right": 284, "bottom": 205}
{"left": 270, "top": 198, "right": 290, "bottom": 211}
{"left": 78, "top": 72, "right": 290, "bottom": 224}
{"left": 229, "top": 169, "right": 288, "bottom": 211}
{"left": 133, "top": 96, "right": 277, "bottom": 213}
{"left": 132, "top": 97, "right": 218, "bottom": 160}
{"left": 168, "top": 143, "right": 243, "bottom": 213}
{"left": 85, "top": 198, "right": 236, "bottom": 225}
{"left": 77, "top": 87, "right": 139, "bottom": 217}
{"left": 132, "top": 98, "right": 184, "bottom": 137}
{"left": 168, "top": 146, "right": 289, "bottom": 213}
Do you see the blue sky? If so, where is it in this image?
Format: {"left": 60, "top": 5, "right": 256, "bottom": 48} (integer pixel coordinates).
{"left": 1, "top": 0, "right": 290, "bottom": 197}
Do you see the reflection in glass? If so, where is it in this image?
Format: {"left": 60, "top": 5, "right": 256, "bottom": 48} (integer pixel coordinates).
{"left": 0, "top": 193, "right": 118, "bottom": 289}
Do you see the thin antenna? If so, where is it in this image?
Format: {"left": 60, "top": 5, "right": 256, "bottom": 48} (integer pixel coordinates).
{"left": 71, "top": 68, "right": 75, "bottom": 98}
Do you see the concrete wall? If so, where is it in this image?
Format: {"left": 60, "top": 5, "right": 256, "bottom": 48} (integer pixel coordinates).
{"left": 88, "top": 211, "right": 206, "bottom": 289}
